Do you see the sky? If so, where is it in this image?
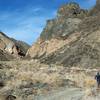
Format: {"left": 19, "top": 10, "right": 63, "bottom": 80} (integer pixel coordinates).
{"left": 0, "top": 0, "right": 96, "bottom": 45}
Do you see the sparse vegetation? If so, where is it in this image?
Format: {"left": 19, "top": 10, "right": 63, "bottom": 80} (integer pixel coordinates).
{"left": 0, "top": 60, "right": 99, "bottom": 100}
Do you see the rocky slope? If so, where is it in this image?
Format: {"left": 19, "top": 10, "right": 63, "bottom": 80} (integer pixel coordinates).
{"left": 27, "top": 0, "right": 100, "bottom": 68}
{"left": 11, "top": 38, "right": 30, "bottom": 56}
{"left": 0, "top": 31, "right": 30, "bottom": 60}
{"left": 27, "top": 2, "right": 88, "bottom": 58}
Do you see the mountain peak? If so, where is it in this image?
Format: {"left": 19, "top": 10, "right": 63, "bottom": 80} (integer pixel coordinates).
{"left": 27, "top": 0, "right": 100, "bottom": 68}
{"left": 57, "top": 2, "right": 88, "bottom": 18}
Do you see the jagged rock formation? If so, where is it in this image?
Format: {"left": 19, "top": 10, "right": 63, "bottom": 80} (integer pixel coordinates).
{"left": 40, "top": 2, "right": 88, "bottom": 41}
{"left": 27, "top": 0, "right": 100, "bottom": 68}
{"left": 27, "top": 2, "right": 87, "bottom": 58}
{"left": 11, "top": 38, "right": 30, "bottom": 56}
{"left": 0, "top": 31, "right": 30, "bottom": 60}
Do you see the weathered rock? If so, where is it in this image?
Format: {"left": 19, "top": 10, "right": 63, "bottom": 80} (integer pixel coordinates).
{"left": 27, "top": 0, "right": 100, "bottom": 68}
{"left": 0, "top": 31, "right": 30, "bottom": 60}
{"left": 27, "top": 2, "right": 86, "bottom": 58}
{"left": 11, "top": 38, "right": 30, "bottom": 56}
{"left": 57, "top": 2, "right": 88, "bottom": 18}
{"left": 40, "top": 2, "right": 87, "bottom": 41}
{"left": 40, "top": 18, "right": 81, "bottom": 40}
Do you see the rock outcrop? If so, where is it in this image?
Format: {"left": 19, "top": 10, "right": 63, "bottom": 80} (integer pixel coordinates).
{"left": 27, "top": 2, "right": 87, "bottom": 58}
{"left": 0, "top": 31, "right": 30, "bottom": 60}
{"left": 27, "top": 0, "right": 100, "bottom": 68}
{"left": 11, "top": 38, "right": 30, "bottom": 56}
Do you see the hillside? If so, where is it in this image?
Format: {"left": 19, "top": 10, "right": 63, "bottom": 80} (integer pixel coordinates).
{"left": 27, "top": 0, "right": 100, "bottom": 68}
{"left": 0, "top": 31, "right": 30, "bottom": 60}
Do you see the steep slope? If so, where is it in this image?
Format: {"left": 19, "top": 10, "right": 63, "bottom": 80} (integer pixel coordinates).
{"left": 27, "top": 2, "right": 88, "bottom": 58}
{"left": 11, "top": 38, "right": 30, "bottom": 56}
{"left": 40, "top": 2, "right": 88, "bottom": 41}
{"left": 27, "top": 0, "right": 100, "bottom": 68}
{"left": 0, "top": 31, "right": 30, "bottom": 60}
{"left": 40, "top": 12, "right": 100, "bottom": 67}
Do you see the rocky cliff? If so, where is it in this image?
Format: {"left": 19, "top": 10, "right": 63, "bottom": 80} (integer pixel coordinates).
{"left": 26, "top": 2, "right": 87, "bottom": 58}
{"left": 0, "top": 31, "right": 30, "bottom": 60}
{"left": 27, "top": 0, "right": 100, "bottom": 68}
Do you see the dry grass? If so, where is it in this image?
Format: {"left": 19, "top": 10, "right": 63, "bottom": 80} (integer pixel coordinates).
{"left": 0, "top": 60, "right": 98, "bottom": 100}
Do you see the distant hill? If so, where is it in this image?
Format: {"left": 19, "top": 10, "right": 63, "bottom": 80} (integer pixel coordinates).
{"left": 0, "top": 31, "right": 30, "bottom": 60}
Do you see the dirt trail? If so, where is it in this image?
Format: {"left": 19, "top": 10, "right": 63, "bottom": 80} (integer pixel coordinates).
{"left": 34, "top": 88, "right": 84, "bottom": 100}
{"left": 34, "top": 87, "right": 100, "bottom": 100}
